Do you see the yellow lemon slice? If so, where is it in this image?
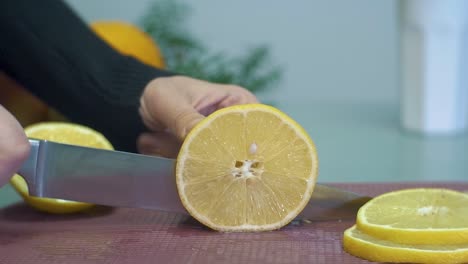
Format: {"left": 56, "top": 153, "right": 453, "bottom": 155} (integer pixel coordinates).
{"left": 356, "top": 188, "right": 468, "bottom": 245}
{"left": 10, "top": 122, "right": 113, "bottom": 214}
{"left": 176, "top": 104, "right": 319, "bottom": 232}
{"left": 343, "top": 225, "right": 468, "bottom": 264}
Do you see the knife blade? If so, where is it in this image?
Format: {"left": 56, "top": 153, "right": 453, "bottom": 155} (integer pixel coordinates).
{"left": 18, "top": 139, "right": 371, "bottom": 220}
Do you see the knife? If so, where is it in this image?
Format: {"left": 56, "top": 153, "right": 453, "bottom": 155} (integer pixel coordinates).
{"left": 18, "top": 139, "right": 371, "bottom": 221}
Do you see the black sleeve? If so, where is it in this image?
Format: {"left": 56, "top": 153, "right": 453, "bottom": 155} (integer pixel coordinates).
{"left": 0, "top": 0, "right": 174, "bottom": 152}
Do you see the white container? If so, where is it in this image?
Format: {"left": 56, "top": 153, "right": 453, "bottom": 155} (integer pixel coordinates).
{"left": 400, "top": 0, "right": 468, "bottom": 134}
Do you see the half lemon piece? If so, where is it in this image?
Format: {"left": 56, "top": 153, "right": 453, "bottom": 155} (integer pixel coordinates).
{"left": 10, "top": 122, "right": 113, "bottom": 214}
{"left": 356, "top": 188, "right": 468, "bottom": 245}
{"left": 344, "top": 225, "right": 468, "bottom": 264}
{"left": 176, "top": 104, "right": 319, "bottom": 232}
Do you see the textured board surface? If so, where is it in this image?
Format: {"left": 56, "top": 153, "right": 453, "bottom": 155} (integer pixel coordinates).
{"left": 0, "top": 182, "right": 466, "bottom": 264}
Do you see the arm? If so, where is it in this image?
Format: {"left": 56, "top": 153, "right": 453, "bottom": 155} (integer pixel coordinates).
{"left": 0, "top": 0, "right": 172, "bottom": 152}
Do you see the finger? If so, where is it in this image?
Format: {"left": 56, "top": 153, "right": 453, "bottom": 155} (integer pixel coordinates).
{"left": 217, "top": 91, "right": 258, "bottom": 108}
{"left": 194, "top": 87, "right": 258, "bottom": 114}
{"left": 173, "top": 108, "right": 205, "bottom": 140}
{"left": 218, "top": 94, "right": 243, "bottom": 108}
{"left": 0, "top": 105, "right": 30, "bottom": 187}
{"left": 139, "top": 98, "right": 166, "bottom": 131}
{"left": 137, "top": 131, "right": 181, "bottom": 159}
{"left": 238, "top": 87, "right": 259, "bottom": 103}
{"left": 144, "top": 104, "right": 204, "bottom": 140}
{"left": 141, "top": 80, "right": 205, "bottom": 139}
{"left": 222, "top": 86, "right": 259, "bottom": 107}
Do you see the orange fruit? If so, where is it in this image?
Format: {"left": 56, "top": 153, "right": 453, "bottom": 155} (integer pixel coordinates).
{"left": 0, "top": 72, "right": 48, "bottom": 127}
{"left": 91, "top": 21, "right": 165, "bottom": 69}
{"left": 10, "top": 122, "right": 113, "bottom": 214}
{"left": 176, "top": 104, "right": 319, "bottom": 231}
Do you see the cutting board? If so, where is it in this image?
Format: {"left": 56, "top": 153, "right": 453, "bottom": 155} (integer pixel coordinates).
{"left": 0, "top": 182, "right": 466, "bottom": 264}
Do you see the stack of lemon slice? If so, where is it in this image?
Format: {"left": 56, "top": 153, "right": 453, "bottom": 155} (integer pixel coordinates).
{"left": 343, "top": 188, "right": 468, "bottom": 264}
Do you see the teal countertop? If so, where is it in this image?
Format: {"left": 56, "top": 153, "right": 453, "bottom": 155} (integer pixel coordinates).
{"left": 1, "top": 102, "right": 467, "bottom": 208}
{"left": 287, "top": 102, "right": 468, "bottom": 183}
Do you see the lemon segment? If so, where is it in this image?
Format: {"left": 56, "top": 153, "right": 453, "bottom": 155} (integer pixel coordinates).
{"left": 343, "top": 225, "right": 468, "bottom": 264}
{"left": 10, "top": 122, "right": 113, "bottom": 214}
{"left": 176, "top": 104, "right": 319, "bottom": 232}
{"left": 356, "top": 188, "right": 468, "bottom": 244}
{"left": 11, "top": 174, "right": 94, "bottom": 214}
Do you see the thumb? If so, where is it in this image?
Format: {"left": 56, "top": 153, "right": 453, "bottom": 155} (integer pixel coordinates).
{"left": 137, "top": 132, "right": 181, "bottom": 158}
{"left": 172, "top": 108, "right": 205, "bottom": 140}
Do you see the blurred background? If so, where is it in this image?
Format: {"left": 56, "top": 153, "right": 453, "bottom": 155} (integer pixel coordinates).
{"left": 65, "top": 0, "right": 399, "bottom": 105}
{"left": 63, "top": 0, "right": 467, "bottom": 183}
{"left": 0, "top": 0, "right": 466, "bottom": 208}
{"left": 62, "top": 0, "right": 406, "bottom": 182}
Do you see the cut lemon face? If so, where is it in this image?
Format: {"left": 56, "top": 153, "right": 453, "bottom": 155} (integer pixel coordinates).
{"left": 176, "top": 104, "right": 319, "bottom": 232}
{"left": 356, "top": 188, "right": 468, "bottom": 245}
{"left": 344, "top": 225, "right": 468, "bottom": 264}
{"left": 10, "top": 122, "right": 113, "bottom": 214}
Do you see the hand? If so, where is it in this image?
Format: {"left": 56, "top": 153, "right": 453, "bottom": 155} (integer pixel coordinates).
{"left": 138, "top": 76, "right": 258, "bottom": 158}
{"left": 0, "top": 105, "right": 30, "bottom": 188}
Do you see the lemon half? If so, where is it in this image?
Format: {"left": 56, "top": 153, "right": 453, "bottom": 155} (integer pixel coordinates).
{"left": 176, "top": 104, "right": 319, "bottom": 232}
{"left": 10, "top": 122, "right": 113, "bottom": 214}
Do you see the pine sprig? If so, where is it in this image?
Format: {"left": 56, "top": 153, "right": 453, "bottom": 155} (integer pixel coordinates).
{"left": 140, "top": 0, "right": 282, "bottom": 96}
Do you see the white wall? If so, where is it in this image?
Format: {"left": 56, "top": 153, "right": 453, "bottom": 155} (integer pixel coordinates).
{"left": 65, "top": 0, "right": 399, "bottom": 106}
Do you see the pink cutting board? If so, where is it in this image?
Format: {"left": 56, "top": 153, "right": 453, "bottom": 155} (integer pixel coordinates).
{"left": 0, "top": 182, "right": 466, "bottom": 264}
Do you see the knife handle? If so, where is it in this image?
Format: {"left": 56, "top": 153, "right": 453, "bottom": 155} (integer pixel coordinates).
{"left": 17, "top": 138, "right": 42, "bottom": 195}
